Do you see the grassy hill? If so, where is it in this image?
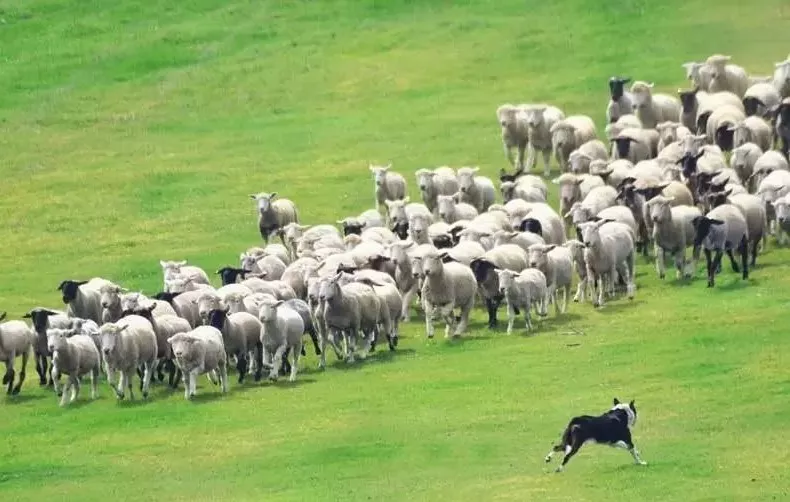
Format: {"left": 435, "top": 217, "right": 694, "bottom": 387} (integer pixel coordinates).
{"left": 1, "top": 0, "right": 789, "bottom": 500}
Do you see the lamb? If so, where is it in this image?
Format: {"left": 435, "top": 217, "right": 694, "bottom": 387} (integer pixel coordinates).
{"left": 99, "top": 315, "right": 158, "bottom": 400}
{"left": 22, "top": 307, "right": 72, "bottom": 386}
{"left": 563, "top": 240, "right": 589, "bottom": 303}
{"left": 568, "top": 140, "right": 609, "bottom": 174}
{"left": 415, "top": 167, "right": 460, "bottom": 215}
{"left": 240, "top": 252, "right": 287, "bottom": 281}
{"left": 630, "top": 81, "right": 681, "bottom": 129}
{"left": 469, "top": 244, "right": 529, "bottom": 328}
{"left": 743, "top": 82, "right": 781, "bottom": 117}
{"left": 257, "top": 297, "right": 306, "bottom": 380}
{"left": 0, "top": 313, "right": 34, "bottom": 395}
{"left": 384, "top": 198, "right": 433, "bottom": 239}
{"left": 496, "top": 104, "right": 530, "bottom": 172}
{"left": 774, "top": 98, "right": 790, "bottom": 158}
{"left": 456, "top": 167, "right": 496, "bottom": 212}
{"left": 132, "top": 304, "right": 192, "bottom": 388}
{"left": 707, "top": 191, "right": 767, "bottom": 266}
{"left": 589, "top": 159, "right": 634, "bottom": 189}
{"left": 527, "top": 244, "right": 573, "bottom": 315}
{"left": 499, "top": 179, "right": 547, "bottom": 203}
{"left": 729, "top": 117, "right": 772, "bottom": 152}
{"left": 56, "top": 277, "right": 113, "bottom": 324}
{"left": 554, "top": 173, "right": 605, "bottom": 232}
{"left": 645, "top": 195, "right": 702, "bottom": 280}
{"left": 682, "top": 62, "right": 714, "bottom": 92}
{"left": 46, "top": 328, "right": 100, "bottom": 406}
{"left": 517, "top": 203, "right": 567, "bottom": 246}
{"left": 770, "top": 193, "right": 790, "bottom": 245}
{"left": 369, "top": 164, "right": 407, "bottom": 217}
{"left": 250, "top": 192, "right": 299, "bottom": 244}
{"left": 337, "top": 209, "right": 384, "bottom": 236}
{"left": 436, "top": 194, "right": 479, "bottom": 224}
{"left": 578, "top": 219, "right": 636, "bottom": 307}
{"left": 706, "top": 55, "right": 749, "bottom": 97}
{"left": 606, "top": 77, "right": 635, "bottom": 124}
{"left": 420, "top": 251, "right": 477, "bottom": 339}
{"left": 319, "top": 274, "right": 379, "bottom": 363}
{"left": 521, "top": 104, "right": 566, "bottom": 176}
{"left": 692, "top": 204, "right": 749, "bottom": 288}
{"left": 550, "top": 115, "right": 598, "bottom": 173}
{"left": 495, "top": 269, "right": 548, "bottom": 333}
{"left": 656, "top": 122, "right": 691, "bottom": 152}
{"left": 152, "top": 290, "right": 204, "bottom": 328}
{"left": 611, "top": 128, "right": 657, "bottom": 164}
{"left": 729, "top": 143, "right": 763, "bottom": 189}
{"left": 160, "top": 260, "right": 211, "bottom": 293}
{"left": 167, "top": 326, "right": 228, "bottom": 400}
{"left": 206, "top": 307, "right": 262, "bottom": 384}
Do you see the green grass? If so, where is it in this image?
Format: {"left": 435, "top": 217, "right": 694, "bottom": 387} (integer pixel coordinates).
{"left": 2, "top": 0, "right": 790, "bottom": 500}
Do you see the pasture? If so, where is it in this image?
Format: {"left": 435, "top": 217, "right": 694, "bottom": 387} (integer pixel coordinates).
{"left": 1, "top": 0, "right": 790, "bottom": 500}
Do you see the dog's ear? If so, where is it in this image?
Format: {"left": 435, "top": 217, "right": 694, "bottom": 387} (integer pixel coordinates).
{"left": 629, "top": 400, "right": 636, "bottom": 410}
{"left": 613, "top": 397, "right": 621, "bottom": 406}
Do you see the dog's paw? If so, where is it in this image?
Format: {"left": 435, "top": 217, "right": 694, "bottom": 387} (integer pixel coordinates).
{"left": 638, "top": 461, "right": 648, "bottom": 466}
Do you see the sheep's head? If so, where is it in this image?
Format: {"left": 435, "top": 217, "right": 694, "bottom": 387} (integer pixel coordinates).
{"left": 152, "top": 291, "right": 181, "bottom": 304}
{"left": 656, "top": 121, "right": 680, "bottom": 143}
{"left": 99, "top": 323, "right": 129, "bottom": 356}
{"left": 409, "top": 214, "right": 431, "bottom": 241}
{"left": 257, "top": 298, "right": 283, "bottom": 324}
{"left": 550, "top": 122, "right": 575, "bottom": 150}
{"left": 691, "top": 215, "right": 725, "bottom": 248}
{"left": 568, "top": 151, "right": 592, "bottom": 174}
{"left": 499, "top": 181, "right": 516, "bottom": 202}
{"left": 436, "top": 195, "right": 456, "bottom": 222}
{"left": 682, "top": 62, "right": 705, "bottom": 83}
{"left": 588, "top": 160, "right": 610, "bottom": 179}
{"left": 608, "top": 76, "right": 630, "bottom": 101}
{"left": 216, "top": 266, "right": 246, "bottom": 286}
{"left": 566, "top": 202, "right": 594, "bottom": 227}
{"left": 646, "top": 195, "right": 674, "bottom": 224}
{"left": 206, "top": 307, "right": 230, "bottom": 330}
{"left": 159, "top": 260, "right": 187, "bottom": 275}
{"left": 337, "top": 218, "right": 365, "bottom": 236}
{"left": 367, "top": 253, "right": 392, "bottom": 271}
{"left": 100, "top": 284, "right": 126, "bottom": 310}
{"left": 56, "top": 280, "right": 88, "bottom": 304}
{"left": 715, "top": 124, "right": 735, "bottom": 152}
{"left": 518, "top": 217, "right": 543, "bottom": 236}
{"left": 318, "top": 275, "right": 343, "bottom": 305}
{"left": 384, "top": 198, "right": 408, "bottom": 224}
{"left": 239, "top": 253, "right": 258, "bottom": 272}
{"left": 527, "top": 244, "right": 555, "bottom": 270}
{"left": 46, "top": 328, "right": 76, "bottom": 355}
{"left": 456, "top": 167, "right": 479, "bottom": 194}
{"left": 681, "top": 134, "right": 708, "bottom": 158}
{"left": 496, "top": 104, "right": 517, "bottom": 128}
{"left": 705, "top": 54, "right": 731, "bottom": 77}
{"left": 23, "top": 308, "right": 62, "bottom": 333}
{"left": 630, "top": 81, "right": 654, "bottom": 107}
{"left": 120, "top": 292, "right": 145, "bottom": 316}
{"left": 679, "top": 151, "right": 705, "bottom": 179}
{"left": 612, "top": 136, "right": 635, "bottom": 159}
{"left": 772, "top": 196, "right": 790, "bottom": 230}
{"left": 495, "top": 269, "right": 518, "bottom": 295}
{"left": 499, "top": 169, "right": 518, "bottom": 183}
{"left": 415, "top": 169, "right": 436, "bottom": 193}
{"left": 392, "top": 220, "right": 409, "bottom": 240}
{"left": 634, "top": 184, "right": 666, "bottom": 202}
{"left": 677, "top": 89, "right": 698, "bottom": 113}
{"left": 167, "top": 333, "right": 199, "bottom": 362}
{"left": 579, "top": 218, "right": 614, "bottom": 249}
{"left": 369, "top": 163, "right": 392, "bottom": 187}
{"left": 468, "top": 258, "right": 498, "bottom": 284}
{"left": 705, "top": 190, "right": 732, "bottom": 210}
{"left": 421, "top": 253, "right": 445, "bottom": 279}
{"left": 523, "top": 106, "right": 546, "bottom": 128}
{"left": 432, "top": 233, "right": 453, "bottom": 249}
{"left": 409, "top": 255, "right": 427, "bottom": 280}
{"left": 282, "top": 222, "right": 306, "bottom": 246}
{"left": 249, "top": 192, "right": 277, "bottom": 214}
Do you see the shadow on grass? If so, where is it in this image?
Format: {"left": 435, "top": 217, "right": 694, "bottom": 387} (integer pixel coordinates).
{"left": 536, "top": 312, "right": 585, "bottom": 331}
{"left": 266, "top": 377, "right": 317, "bottom": 390}
{"left": 591, "top": 299, "right": 644, "bottom": 314}
{"left": 3, "top": 393, "right": 47, "bottom": 404}
{"left": 716, "top": 277, "right": 757, "bottom": 291}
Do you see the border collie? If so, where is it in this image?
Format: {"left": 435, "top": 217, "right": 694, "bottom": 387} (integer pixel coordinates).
{"left": 544, "top": 398, "right": 647, "bottom": 472}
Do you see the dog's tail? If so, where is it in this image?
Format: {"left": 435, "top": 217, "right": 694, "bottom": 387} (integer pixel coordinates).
{"left": 551, "top": 423, "right": 578, "bottom": 452}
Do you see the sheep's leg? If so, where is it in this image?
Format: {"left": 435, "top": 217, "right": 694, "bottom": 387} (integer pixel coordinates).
{"left": 503, "top": 143, "right": 515, "bottom": 167}
{"left": 115, "top": 370, "right": 127, "bottom": 400}
{"left": 485, "top": 297, "right": 499, "bottom": 329}
{"left": 516, "top": 142, "right": 528, "bottom": 173}
{"left": 71, "top": 374, "right": 80, "bottom": 403}
{"left": 441, "top": 304, "right": 456, "bottom": 338}
{"left": 596, "top": 273, "right": 606, "bottom": 307}
{"left": 401, "top": 284, "right": 417, "bottom": 322}
{"left": 236, "top": 353, "right": 247, "bottom": 385}
{"left": 91, "top": 367, "right": 99, "bottom": 399}
{"left": 142, "top": 361, "right": 155, "bottom": 399}
{"left": 561, "top": 285, "right": 569, "bottom": 313}
{"left": 188, "top": 368, "right": 199, "bottom": 398}
{"left": 542, "top": 148, "right": 552, "bottom": 178}
{"left": 50, "top": 362, "right": 61, "bottom": 397}
{"left": 505, "top": 302, "right": 515, "bottom": 335}
{"left": 655, "top": 245, "right": 666, "bottom": 279}
{"left": 317, "top": 332, "right": 328, "bottom": 370}
{"left": 307, "top": 327, "right": 321, "bottom": 356}
{"left": 59, "top": 378, "right": 71, "bottom": 407}
{"left": 573, "top": 277, "right": 585, "bottom": 303}
{"left": 455, "top": 297, "right": 475, "bottom": 337}
{"left": 424, "top": 301, "right": 436, "bottom": 339}
{"left": 269, "top": 344, "right": 288, "bottom": 380}
{"left": 740, "top": 238, "right": 750, "bottom": 280}
{"left": 750, "top": 236, "right": 759, "bottom": 267}
{"left": 551, "top": 286, "right": 560, "bottom": 316}
{"left": 10, "top": 350, "right": 28, "bottom": 395}
{"left": 253, "top": 342, "right": 264, "bottom": 381}
{"left": 524, "top": 301, "right": 533, "bottom": 332}
{"left": 289, "top": 341, "right": 302, "bottom": 382}
{"left": 182, "top": 370, "right": 190, "bottom": 399}
{"left": 35, "top": 353, "right": 46, "bottom": 386}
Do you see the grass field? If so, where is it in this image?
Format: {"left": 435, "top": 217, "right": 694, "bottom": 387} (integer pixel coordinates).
{"left": 2, "top": 0, "right": 790, "bottom": 500}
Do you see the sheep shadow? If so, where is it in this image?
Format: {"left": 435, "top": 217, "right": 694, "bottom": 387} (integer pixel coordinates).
{"left": 590, "top": 299, "right": 645, "bottom": 314}
{"left": 116, "top": 398, "right": 156, "bottom": 408}
{"left": 716, "top": 277, "right": 757, "bottom": 291}
{"left": 265, "top": 377, "right": 317, "bottom": 390}
{"left": 536, "top": 312, "right": 585, "bottom": 331}
{"left": 3, "top": 393, "right": 47, "bottom": 404}
{"left": 188, "top": 391, "right": 228, "bottom": 404}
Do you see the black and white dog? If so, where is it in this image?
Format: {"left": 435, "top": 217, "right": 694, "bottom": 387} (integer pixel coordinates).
{"left": 544, "top": 398, "right": 647, "bottom": 472}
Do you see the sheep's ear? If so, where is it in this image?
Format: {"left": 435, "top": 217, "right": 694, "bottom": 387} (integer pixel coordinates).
{"left": 145, "top": 304, "right": 156, "bottom": 313}
{"left": 249, "top": 194, "right": 258, "bottom": 200}
{"left": 647, "top": 82, "right": 654, "bottom": 88}
{"left": 368, "top": 164, "right": 376, "bottom": 172}
{"left": 545, "top": 245, "right": 557, "bottom": 252}
{"left": 724, "top": 189, "right": 732, "bottom": 196}
{"left": 159, "top": 260, "right": 168, "bottom": 268}
{"left": 0, "top": 312, "right": 6, "bottom": 322}
{"left": 270, "top": 192, "right": 278, "bottom": 200}
{"left": 384, "top": 163, "right": 392, "bottom": 171}
{"left": 118, "top": 325, "right": 129, "bottom": 332}
{"left": 273, "top": 300, "right": 284, "bottom": 307}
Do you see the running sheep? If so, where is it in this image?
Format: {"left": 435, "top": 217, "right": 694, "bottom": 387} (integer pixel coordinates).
{"left": 496, "top": 104, "right": 530, "bottom": 172}
{"left": 578, "top": 219, "right": 637, "bottom": 307}
{"left": 0, "top": 313, "right": 34, "bottom": 395}
{"left": 250, "top": 192, "right": 300, "bottom": 244}
{"left": 742, "top": 82, "right": 781, "bottom": 117}
{"left": 550, "top": 115, "right": 597, "bottom": 173}
{"left": 568, "top": 140, "right": 609, "bottom": 174}
{"left": 522, "top": 104, "right": 566, "bottom": 176}
{"left": 46, "top": 327, "right": 101, "bottom": 406}
{"left": 495, "top": 269, "right": 548, "bottom": 333}
{"left": 160, "top": 261, "right": 211, "bottom": 293}
{"left": 469, "top": 244, "right": 529, "bottom": 328}
{"left": 22, "top": 307, "right": 71, "bottom": 386}
{"left": 456, "top": 167, "right": 496, "bottom": 213}
{"left": 369, "top": 164, "right": 408, "bottom": 218}
{"left": 415, "top": 167, "right": 460, "bottom": 215}
{"left": 706, "top": 55, "right": 749, "bottom": 98}
{"left": 527, "top": 244, "right": 573, "bottom": 315}
{"left": 99, "top": 315, "right": 158, "bottom": 400}
{"left": 606, "top": 76, "right": 635, "bottom": 124}
{"left": 167, "top": 326, "right": 229, "bottom": 400}
{"left": 420, "top": 250, "right": 477, "bottom": 339}
{"left": 436, "top": 194, "right": 479, "bottom": 224}
{"left": 645, "top": 195, "right": 702, "bottom": 280}
{"left": 630, "top": 81, "right": 681, "bottom": 129}
{"left": 692, "top": 204, "right": 750, "bottom": 288}
{"left": 729, "top": 116, "right": 773, "bottom": 152}
{"left": 56, "top": 277, "right": 113, "bottom": 324}
{"left": 132, "top": 304, "right": 192, "bottom": 388}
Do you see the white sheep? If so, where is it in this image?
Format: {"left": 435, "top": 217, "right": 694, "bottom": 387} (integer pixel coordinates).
{"left": 645, "top": 195, "right": 702, "bottom": 279}
{"left": 495, "top": 269, "right": 548, "bottom": 333}
{"left": 456, "top": 167, "right": 496, "bottom": 212}
{"left": 0, "top": 313, "right": 34, "bottom": 395}
{"left": 420, "top": 251, "right": 477, "bottom": 338}
{"left": 550, "top": 115, "right": 597, "bottom": 173}
{"left": 99, "top": 283, "right": 127, "bottom": 323}
{"left": 240, "top": 252, "right": 287, "bottom": 281}
{"left": 656, "top": 122, "right": 691, "bottom": 152}
{"left": 553, "top": 173, "right": 605, "bottom": 231}
{"left": 132, "top": 304, "right": 191, "bottom": 388}
{"left": 160, "top": 260, "right": 210, "bottom": 293}
{"left": 566, "top": 185, "right": 618, "bottom": 230}
{"left": 46, "top": 328, "right": 100, "bottom": 406}
{"left": 384, "top": 197, "right": 433, "bottom": 239}
{"left": 499, "top": 175, "right": 548, "bottom": 203}
{"left": 705, "top": 104, "right": 746, "bottom": 150}
{"left": 278, "top": 256, "right": 319, "bottom": 300}
{"left": 729, "top": 143, "right": 763, "bottom": 189}
{"left": 436, "top": 193, "right": 479, "bottom": 224}
{"left": 496, "top": 104, "right": 530, "bottom": 172}
{"left": 706, "top": 55, "right": 749, "bottom": 98}
{"left": 692, "top": 204, "right": 749, "bottom": 287}
{"left": 770, "top": 193, "right": 790, "bottom": 245}
{"left": 250, "top": 192, "right": 299, "bottom": 244}
{"left": 682, "top": 61, "right": 714, "bottom": 92}
{"left": 56, "top": 277, "right": 113, "bottom": 324}
{"left": 119, "top": 292, "right": 177, "bottom": 319}
{"left": 595, "top": 205, "right": 639, "bottom": 237}
{"left": 579, "top": 219, "right": 636, "bottom": 307}
{"left": 630, "top": 81, "right": 682, "bottom": 129}
{"left": 152, "top": 290, "right": 204, "bottom": 328}
{"left": 167, "top": 326, "right": 228, "bottom": 400}
{"left": 692, "top": 90, "right": 744, "bottom": 134}
{"left": 563, "top": 240, "right": 589, "bottom": 303}
{"left": 729, "top": 116, "right": 773, "bottom": 152}
{"left": 589, "top": 159, "right": 634, "bottom": 189}
{"left": 352, "top": 277, "right": 402, "bottom": 352}
{"left": 319, "top": 273, "right": 379, "bottom": 363}
{"left": 772, "top": 59, "right": 790, "bottom": 99}
{"left": 522, "top": 104, "right": 566, "bottom": 176}
{"left": 527, "top": 244, "right": 573, "bottom": 315}
{"left": 415, "top": 167, "right": 460, "bottom": 215}
{"left": 606, "top": 77, "right": 635, "bottom": 124}
{"left": 743, "top": 82, "right": 781, "bottom": 118}
{"left": 283, "top": 223, "right": 341, "bottom": 257}
{"left": 369, "top": 164, "right": 407, "bottom": 217}
{"left": 568, "top": 140, "right": 609, "bottom": 174}
{"left": 99, "top": 315, "right": 158, "bottom": 400}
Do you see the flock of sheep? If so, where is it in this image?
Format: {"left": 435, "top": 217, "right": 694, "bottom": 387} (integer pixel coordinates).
{"left": 2, "top": 52, "right": 790, "bottom": 407}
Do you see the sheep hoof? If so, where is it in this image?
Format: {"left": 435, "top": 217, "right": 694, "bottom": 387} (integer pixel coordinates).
{"left": 1, "top": 373, "right": 11, "bottom": 385}
{"left": 11, "top": 387, "right": 21, "bottom": 396}
{"left": 188, "top": 392, "right": 196, "bottom": 400}
{"left": 56, "top": 391, "right": 63, "bottom": 397}
{"left": 115, "top": 391, "right": 125, "bottom": 400}
{"left": 142, "top": 391, "right": 149, "bottom": 399}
